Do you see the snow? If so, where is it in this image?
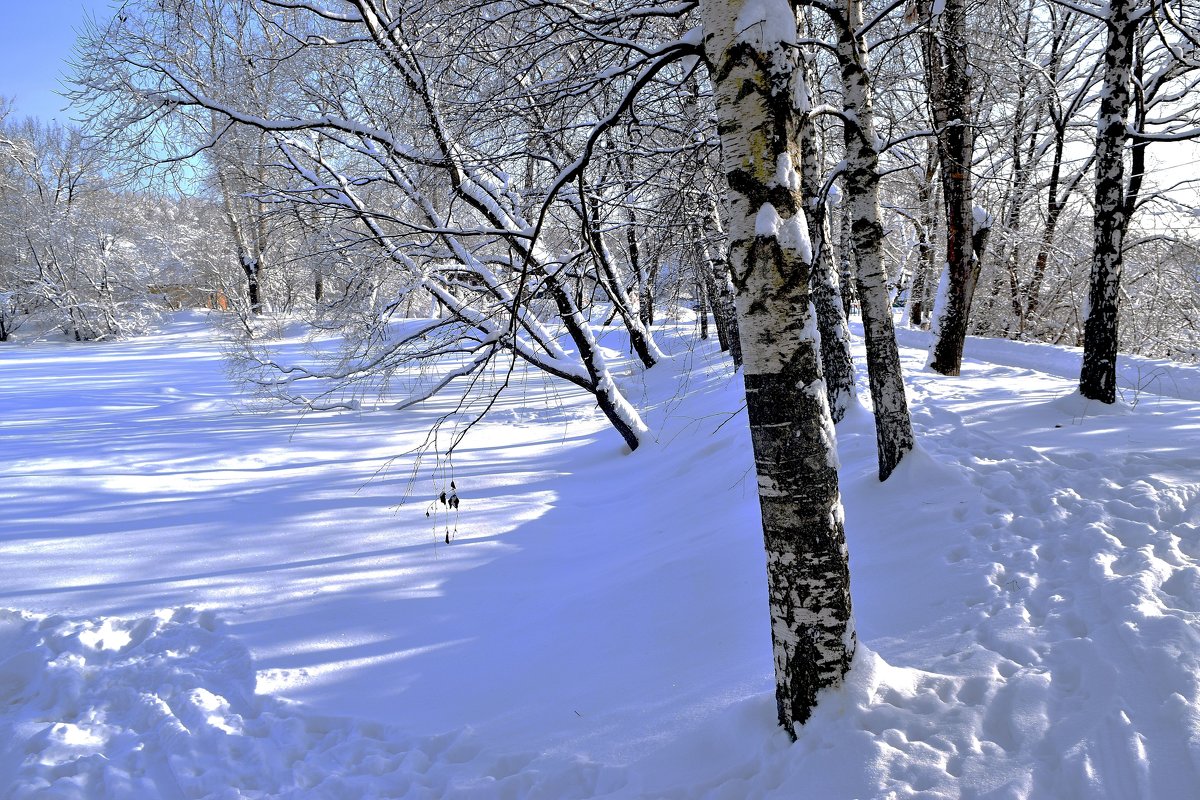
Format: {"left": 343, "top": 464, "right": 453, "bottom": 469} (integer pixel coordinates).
{"left": 734, "top": 0, "right": 799, "bottom": 49}
{"left": 754, "top": 202, "right": 813, "bottom": 264}
{"left": 751, "top": 202, "right": 778, "bottom": 240}
{"left": 972, "top": 204, "right": 993, "bottom": 232}
{"left": 2, "top": 311, "right": 1200, "bottom": 797}
{"left": 895, "top": 324, "right": 1200, "bottom": 403}
{"left": 925, "top": 262, "right": 952, "bottom": 356}
{"left": 826, "top": 181, "right": 844, "bottom": 207}
{"left": 772, "top": 153, "right": 802, "bottom": 193}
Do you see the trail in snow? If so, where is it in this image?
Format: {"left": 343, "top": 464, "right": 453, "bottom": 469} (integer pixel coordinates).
{"left": 830, "top": 352, "right": 1200, "bottom": 799}
{"left": 892, "top": 324, "right": 1200, "bottom": 402}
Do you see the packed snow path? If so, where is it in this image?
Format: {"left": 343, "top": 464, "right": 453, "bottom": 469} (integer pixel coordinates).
{"left": 833, "top": 360, "right": 1200, "bottom": 798}
{"left": 1, "top": 314, "right": 1198, "bottom": 798}
{"left": 934, "top": 393, "right": 1200, "bottom": 797}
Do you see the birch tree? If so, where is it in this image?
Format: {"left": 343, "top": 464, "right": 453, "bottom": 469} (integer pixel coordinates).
{"left": 1080, "top": 0, "right": 1200, "bottom": 401}
{"left": 702, "top": 0, "right": 854, "bottom": 734}
{"left": 796, "top": 43, "right": 856, "bottom": 424}
{"left": 829, "top": 0, "right": 915, "bottom": 477}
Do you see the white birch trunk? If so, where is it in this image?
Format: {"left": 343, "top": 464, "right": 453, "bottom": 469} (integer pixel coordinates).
{"left": 703, "top": 0, "right": 854, "bottom": 736}
{"left": 836, "top": 0, "right": 915, "bottom": 479}
{"left": 798, "top": 52, "right": 856, "bottom": 424}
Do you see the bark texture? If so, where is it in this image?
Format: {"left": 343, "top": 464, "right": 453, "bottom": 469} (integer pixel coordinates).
{"left": 703, "top": 0, "right": 854, "bottom": 735}
{"left": 922, "top": 0, "right": 978, "bottom": 376}
{"left": 835, "top": 0, "right": 915, "bottom": 479}
{"left": 907, "top": 144, "right": 939, "bottom": 329}
{"left": 799, "top": 57, "right": 855, "bottom": 424}
{"left": 1080, "top": 0, "right": 1136, "bottom": 403}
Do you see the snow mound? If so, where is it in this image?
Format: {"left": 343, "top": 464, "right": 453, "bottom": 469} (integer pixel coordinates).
{"left": 0, "top": 608, "right": 626, "bottom": 799}
{"left": 1042, "top": 389, "right": 1133, "bottom": 419}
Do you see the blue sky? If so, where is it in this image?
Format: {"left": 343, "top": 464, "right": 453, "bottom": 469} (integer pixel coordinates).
{"left": 1, "top": 1, "right": 113, "bottom": 123}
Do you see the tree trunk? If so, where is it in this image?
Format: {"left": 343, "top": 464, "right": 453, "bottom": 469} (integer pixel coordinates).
{"left": 701, "top": 199, "right": 744, "bottom": 367}
{"left": 836, "top": 0, "right": 915, "bottom": 479}
{"left": 1080, "top": 0, "right": 1136, "bottom": 403}
{"left": 683, "top": 74, "right": 743, "bottom": 366}
{"left": 692, "top": 220, "right": 732, "bottom": 350}
{"left": 1024, "top": 131, "right": 1067, "bottom": 331}
{"left": 922, "top": 0, "right": 978, "bottom": 376}
{"left": 798, "top": 58, "right": 855, "bottom": 424}
{"left": 1023, "top": 10, "right": 1076, "bottom": 333}
{"left": 217, "top": 162, "right": 268, "bottom": 317}
{"left": 629, "top": 207, "right": 653, "bottom": 327}
{"left": 240, "top": 251, "right": 262, "bottom": 314}
{"left": 836, "top": 207, "right": 857, "bottom": 319}
{"left": 703, "top": 0, "right": 854, "bottom": 736}
{"left": 545, "top": 274, "right": 649, "bottom": 450}
{"left": 907, "top": 144, "right": 939, "bottom": 329}
{"left": 583, "top": 187, "right": 663, "bottom": 369}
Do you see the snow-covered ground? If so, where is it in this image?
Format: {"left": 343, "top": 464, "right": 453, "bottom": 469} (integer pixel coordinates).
{"left": 1, "top": 312, "right": 1198, "bottom": 798}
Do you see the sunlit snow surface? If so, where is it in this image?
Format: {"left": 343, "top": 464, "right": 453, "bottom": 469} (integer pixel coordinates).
{"left": 1, "top": 311, "right": 1199, "bottom": 798}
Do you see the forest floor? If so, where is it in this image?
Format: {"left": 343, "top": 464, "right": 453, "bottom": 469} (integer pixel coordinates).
{"left": 1, "top": 311, "right": 1199, "bottom": 799}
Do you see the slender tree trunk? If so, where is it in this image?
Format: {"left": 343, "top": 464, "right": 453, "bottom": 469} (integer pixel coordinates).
{"left": 922, "top": 0, "right": 978, "bottom": 376}
{"left": 701, "top": 198, "right": 744, "bottom": 366}
{"left": 1081, "top": 0, "right": 1137, "bottom": 403}
{"left": 798, "top": 57, "right": 855, "bottom": 423}
{"left": 240, "top": 251, "right": 262, "bottom": 314}
{"left": 628, "top": 206, "right": 653, "bottom": 327}
{"left": 1025, "top": 131, "right": 1066, "bottom": 330}
{"left": 836, "top": 206, "right": 857, "bottom": 319}
{"left": 836, "top": 0, "right": 915, "bottom": 479}
{"left": 692, "top": 219, "right": 734, "bottom": 352}
{"left": 1024, "top": 12, "right": 1074, "bottom": 332}
{"left": 810, "top": 220, "right": 856, "bottom": 423}
{"left": 907, "top": 144, "right": 939, "bottom": 329}
{"left": 703, "top": 0, "right": 854, "bottom": 736}
{"left": 216, "top": 164, "right": 267, "bottom": 316}
{"left": 683, "top": 73, "right": 743, "bottom": 366}
{"left": 545, "top": 274, "right": 649, "bottom": 450}
{"left": 582, "top": 187, "right": 663, "bottom": 368}
{"left": 1000, "top": 111, "right": 1029, "bottom": 327}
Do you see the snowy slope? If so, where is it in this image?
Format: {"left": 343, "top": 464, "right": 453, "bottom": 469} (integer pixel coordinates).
{"left": 1, "top": 312, "right": 1198, "bottom": 798}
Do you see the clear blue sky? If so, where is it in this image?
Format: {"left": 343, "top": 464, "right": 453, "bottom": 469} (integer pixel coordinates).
{"left": 0, "top": 1, "right": 114, "bottom": 123}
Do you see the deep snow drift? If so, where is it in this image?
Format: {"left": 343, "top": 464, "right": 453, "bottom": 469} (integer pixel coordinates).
{"left": 1, "top": 312, "right": 1198, "bottom": 798}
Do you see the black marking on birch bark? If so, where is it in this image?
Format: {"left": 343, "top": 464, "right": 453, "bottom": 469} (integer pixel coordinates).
{"left": 727, "top": 171, "right": 800, "bottom": 217}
